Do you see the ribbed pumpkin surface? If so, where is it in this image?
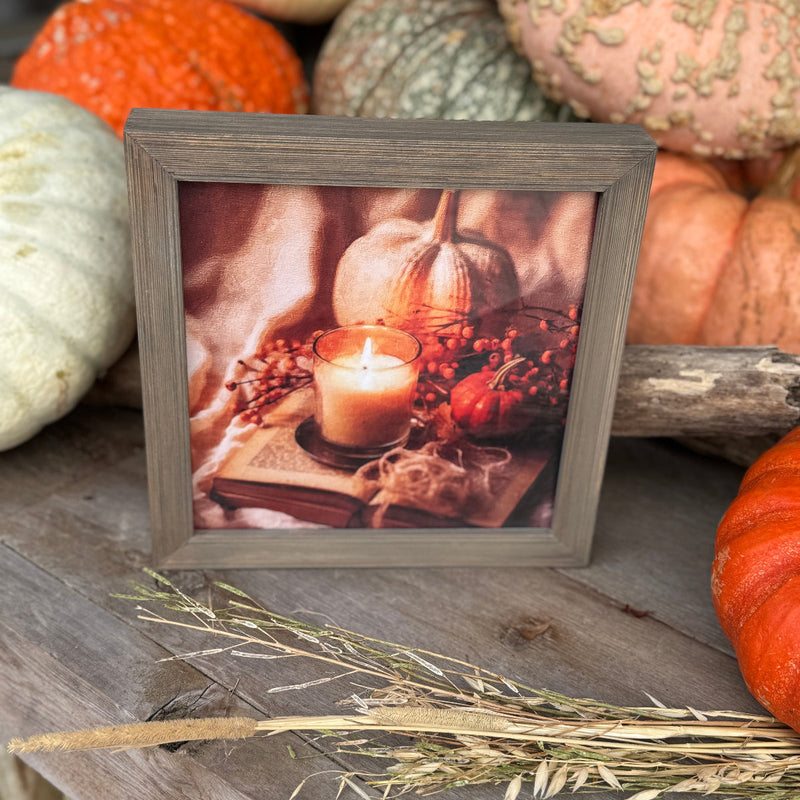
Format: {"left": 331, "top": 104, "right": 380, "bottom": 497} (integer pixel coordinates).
{"left": 332, "top": 189, "right": 521, "bottom": 338}
{"left": 312, "top": 0, "right": 574, "bottom": 122}
{"left": 627, "top": 151, "right": 800, "bottom": 354}
{"left": 12, "top": 0, "right": 309, "bottom": 137}
{"left": 712, "top": 427, "right": 800, "bottom": 732}
{"left": 0, "top": 87, "right": 135, "bottom": 451}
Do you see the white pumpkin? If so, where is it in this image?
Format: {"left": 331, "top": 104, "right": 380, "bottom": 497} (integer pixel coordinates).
{"left": 0, "top": 87, "right": 135, "bottom": 451}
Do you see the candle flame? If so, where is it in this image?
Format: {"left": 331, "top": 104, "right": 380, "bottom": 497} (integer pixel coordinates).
{"left": 360, "top": 337, "right": 373, "bottom": 369}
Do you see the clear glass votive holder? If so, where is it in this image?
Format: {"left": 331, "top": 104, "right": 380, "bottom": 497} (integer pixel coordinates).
{"left": 312, "top": 325, "right": 421, "bottom": 458}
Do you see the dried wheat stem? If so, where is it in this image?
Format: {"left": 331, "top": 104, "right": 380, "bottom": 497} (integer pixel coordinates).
{"left": 8, "top": 717, "right": 258, "bottom": 754}
{"left": 11, "top": 707, "right": 800, "bottom": 761}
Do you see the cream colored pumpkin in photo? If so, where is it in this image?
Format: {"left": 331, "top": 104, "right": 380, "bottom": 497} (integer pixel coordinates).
{"left": 0, "top": 87, "right": 135, "bottom": 451}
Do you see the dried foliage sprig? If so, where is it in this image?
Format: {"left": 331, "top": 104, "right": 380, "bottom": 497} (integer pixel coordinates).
{"left": 9, "top": 570, "right": 800, "bottom": 799}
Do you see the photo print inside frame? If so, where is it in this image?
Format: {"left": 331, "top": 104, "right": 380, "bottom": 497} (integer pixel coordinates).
{"left": 181, "top": 183, "right": 597, "bottom": 534}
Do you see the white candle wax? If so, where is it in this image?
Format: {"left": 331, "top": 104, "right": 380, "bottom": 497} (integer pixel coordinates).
{"left": 314, "top": 336, "right": 418, "bottom": 449}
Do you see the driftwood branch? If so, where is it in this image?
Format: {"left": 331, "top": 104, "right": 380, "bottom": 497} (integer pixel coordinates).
{"left": 613, "top": 345, "right": 800, "bottom": 437}
{"left": 85, "top": 343, "right": 800, "bottom": 439}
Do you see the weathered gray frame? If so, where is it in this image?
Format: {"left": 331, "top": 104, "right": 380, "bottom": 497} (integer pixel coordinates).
{"left": 124, "top": 110, "right": 655, "bottom": 569}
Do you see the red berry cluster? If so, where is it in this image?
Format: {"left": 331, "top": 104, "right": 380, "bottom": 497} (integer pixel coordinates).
{"left": 518, "top": 303, "right": 580, "bottom": 408}
{"left": 226, "top": 305, "right": 581, "bottom": 429}
{"left": 415, "top": 304, "right": 581, "bottom": 414}
{"left": 415, "top": 323, "right": 519, "bottom": 405}
{"left": 225, "top": 335, "right": 318, "bottom": 425}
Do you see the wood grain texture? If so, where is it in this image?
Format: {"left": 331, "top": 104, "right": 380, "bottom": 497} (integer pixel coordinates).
{"left": 124, "top": 111, "right": 655, "bottom": 189}
{"left": 124, "top": 111, "right": 656, "bottom": 568}
{"left": 0, "top": 405, "right": 763, "bottom": 800}
{"left": 552, "top": 150, "right": 655, "bottom": 563}
{"left": 125, "top": 133, "right": 194, "bottom": 566}
{"left": 561, "top": 436, "right": 746, "bottom": 655}
{"left": 0, "top": 514, "right": 367, "bottom": 799}
{"left": 614, "top": 345, "right": 800, "bottom": 437}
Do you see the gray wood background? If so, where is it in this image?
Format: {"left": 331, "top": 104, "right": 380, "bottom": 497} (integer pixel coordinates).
{"left": 0, "top": 402, "right": 767, "bottom": 800}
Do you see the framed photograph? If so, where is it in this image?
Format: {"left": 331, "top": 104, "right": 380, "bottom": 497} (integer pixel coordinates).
{"left": 124, "top": 110, "right": 655, "bottom": 568}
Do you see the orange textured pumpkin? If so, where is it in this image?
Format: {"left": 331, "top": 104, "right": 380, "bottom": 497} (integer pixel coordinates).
{"left": 626, "top": 150, "right": 800, "bottom": 354}
{"left": 712, "top": 427, "right": 800, "bottom": 732}
{"left": 11, "top": 0, "right": 308, "bottom": 137}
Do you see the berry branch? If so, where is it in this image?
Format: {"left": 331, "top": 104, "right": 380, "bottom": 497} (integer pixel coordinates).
{"left": 225, "top": 306, "right": 581, "bottom": 432}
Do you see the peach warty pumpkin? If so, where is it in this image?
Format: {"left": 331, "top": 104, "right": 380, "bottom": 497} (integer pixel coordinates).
{"left": 498, "top": 0, "right": 800, "bottom": 159}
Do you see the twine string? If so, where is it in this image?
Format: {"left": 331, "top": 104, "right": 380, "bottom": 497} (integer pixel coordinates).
{"left": 356, "top": 441, "right": 512, "bottom": 526}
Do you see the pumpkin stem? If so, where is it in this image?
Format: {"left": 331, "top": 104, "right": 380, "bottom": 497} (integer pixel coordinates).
{"left": 431, "top": 189, "right": 459, "bottom": 243}
{"left": 761, "top": 144, "right": 800, "bottom": 199}
{"left": 488, "top": 356, "right": 527, "bottom": 391}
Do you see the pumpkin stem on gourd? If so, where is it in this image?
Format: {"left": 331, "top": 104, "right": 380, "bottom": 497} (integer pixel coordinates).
{"left": 488, "top": 356, "right": 527, "bottom": 391}
{"left": 431, "top": 189, "right": 459, "bottom": 243}
{"left": 761, "top": 144, "right": 800, "bottom": 198}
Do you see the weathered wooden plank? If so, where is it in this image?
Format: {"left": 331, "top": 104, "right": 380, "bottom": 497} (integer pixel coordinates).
{"left": 0, "top": 407, "right": 144, "bottom": 519}
{"left": 561, "top": 437, "right": 744, "bottom": 655}
{"left": 0, "top": 622, "right": 257, "bottom": 800}
{"left": 85, "top": 344, "right": 800, "bottom": 439}
{"left": 614, "top": 345, "right": 800, "bottom": 436}
{"left": 0, "top": 406, "right": 766, "bottom": 800}
{"left": 0, "top": 548, "right": 367, "bottom": 800}
{"left": 2, "top": 406, "right": 748, "bottom": 676}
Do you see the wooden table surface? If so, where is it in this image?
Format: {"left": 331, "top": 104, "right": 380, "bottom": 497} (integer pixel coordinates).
{"left": 0, "top": 402, "right": 768, "bottom": 800}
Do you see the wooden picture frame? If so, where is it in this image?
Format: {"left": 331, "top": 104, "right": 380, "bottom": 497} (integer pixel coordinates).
{"left": 124, "top": 110, "right": 655, "bottom": 569}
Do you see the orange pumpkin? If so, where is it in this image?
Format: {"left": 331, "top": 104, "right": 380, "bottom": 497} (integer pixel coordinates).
{"left": 450, "top": 356, "right": 530, "bottom": 439}
{"left": 626, "top": 150, "right": 800, "bottom": 354}
{"left": 712, "top": 426, "right": 800, "bottom": 732}
{"left": 11, "top": 0, "right": 308, "bottom": 137}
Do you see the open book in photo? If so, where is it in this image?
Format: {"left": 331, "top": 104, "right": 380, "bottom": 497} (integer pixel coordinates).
{"left": 210, "top": 422, "right": 558, "bottom": 530}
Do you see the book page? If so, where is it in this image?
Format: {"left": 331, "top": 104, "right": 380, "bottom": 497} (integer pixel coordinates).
{"left": 215, "top": 424, "right": 377, "bottom": 504}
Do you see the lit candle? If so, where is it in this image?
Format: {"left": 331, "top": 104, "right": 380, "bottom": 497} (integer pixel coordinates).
{"left": 313, "top": 325, "right": 421, "bottom": 451}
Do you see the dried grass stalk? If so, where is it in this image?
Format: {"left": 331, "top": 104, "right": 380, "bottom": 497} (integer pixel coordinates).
{"left": 10, "top": 718, "right": 257, "bottom": 753}
{"left": 9, "top": 570, "right": 800, "bottom": 799}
